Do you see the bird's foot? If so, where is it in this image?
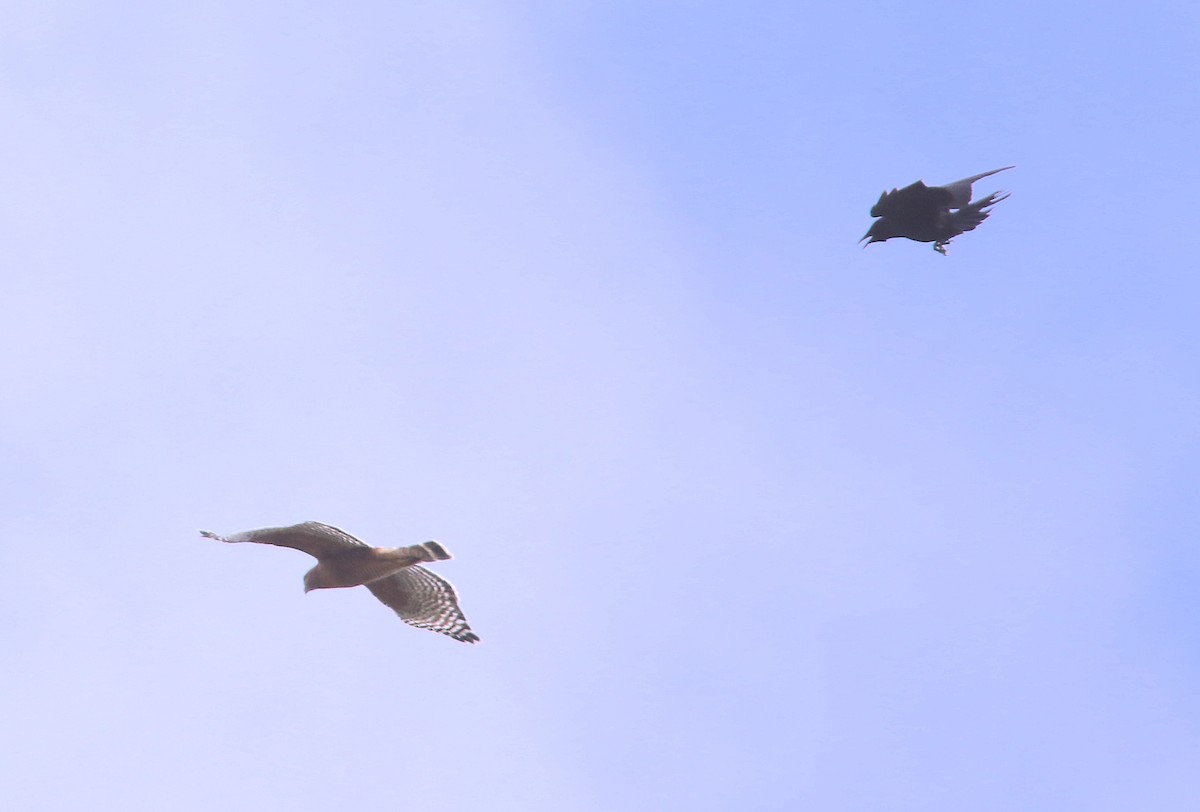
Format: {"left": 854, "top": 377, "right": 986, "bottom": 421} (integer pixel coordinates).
{"left": 933, "top": 242, "right": 949, "bottom": 255}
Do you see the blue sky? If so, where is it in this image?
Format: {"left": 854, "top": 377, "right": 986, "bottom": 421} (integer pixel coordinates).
{"left": 2, "top": 2, "right": 1199, "bottom": 810}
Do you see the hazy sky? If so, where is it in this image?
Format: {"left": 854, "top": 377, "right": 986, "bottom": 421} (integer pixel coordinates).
{"left": 3, "top": 3, "right": 1199, "bottom": 810}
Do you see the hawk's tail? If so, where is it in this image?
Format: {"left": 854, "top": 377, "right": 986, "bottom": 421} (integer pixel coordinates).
{"left": 411, "top": 540, "right": 452, "bottom": 562}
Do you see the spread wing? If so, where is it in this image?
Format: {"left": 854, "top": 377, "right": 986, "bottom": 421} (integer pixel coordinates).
{"left": 366, "top": 565, "right": 480, "bottom": 643}
{"left": 938, "top": 166, "right": 1015, "bottom": 209}
{"left": 199, "top": 521, "right": 367, "bottom": 560}
{"left": 943, "top": 192, "right": 1010, "bottom": 236}
{"left": 870, "top": 181, "right": 953, "bottom": 220}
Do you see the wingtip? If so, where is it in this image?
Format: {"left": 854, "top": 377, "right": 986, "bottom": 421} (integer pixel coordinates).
{"left": 199, "top": 529, "right": 235, "bottom": 543}
{"left": 980, "top": 190, "right": 1012, "bottom": 208}
{"left": 958, "top": 165, "right": 1016, "bottom": 186}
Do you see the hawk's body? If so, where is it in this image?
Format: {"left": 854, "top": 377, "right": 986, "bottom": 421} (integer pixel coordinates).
{"left": 200, "top": 522, "right": 479, "bottom": 643}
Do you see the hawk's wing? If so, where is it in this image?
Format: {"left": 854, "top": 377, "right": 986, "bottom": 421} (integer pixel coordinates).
{"left": 366, "top": 565, "right": 480, "bottom": 643}
{"left": 199, "top": 522, "right": 367, "bottom": 560}
{"left": 870, "top": 181, "right": 953, "bottom": 220}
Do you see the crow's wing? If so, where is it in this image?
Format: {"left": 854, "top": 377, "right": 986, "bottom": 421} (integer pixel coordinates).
{"left": 870, "top": 181, "right": 953, "bottom": 220}
{"left": 943, "top": 192, "right": 1010, "bottom": 236}
{"left": 937, "top": 166, "right": 1015, "bottom": 209}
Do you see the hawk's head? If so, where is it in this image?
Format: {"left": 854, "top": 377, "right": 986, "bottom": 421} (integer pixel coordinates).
{"left": 303, "top": 568, "right": 328, "bottom": 593}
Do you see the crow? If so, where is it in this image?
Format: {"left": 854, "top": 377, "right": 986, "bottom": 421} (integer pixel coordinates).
{"left": 861, "top": 166, "right": 1013, "bottom": 255}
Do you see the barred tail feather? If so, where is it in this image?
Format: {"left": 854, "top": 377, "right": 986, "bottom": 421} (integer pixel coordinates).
{"left": 417, "top": 540, "right": 452, "bottom": 562}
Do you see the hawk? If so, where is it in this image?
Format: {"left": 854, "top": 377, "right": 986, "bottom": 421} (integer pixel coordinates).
{"left": 200, "top": 522, "right": 479, "bottom": 643}
{"left": 861, "top": 166, "right": 1013, "bottom": 254}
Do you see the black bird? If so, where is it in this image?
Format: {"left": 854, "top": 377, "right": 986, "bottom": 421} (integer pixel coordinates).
{"left": 861, "top": 166, "right": 1013, "bottom": 255}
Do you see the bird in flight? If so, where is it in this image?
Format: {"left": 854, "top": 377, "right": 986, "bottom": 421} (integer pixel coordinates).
{"left": 861, "top": 166, "right": 1013, "bottom": 255}
{"left": 200, "top": 521, "right": 480, "bottom": 643}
